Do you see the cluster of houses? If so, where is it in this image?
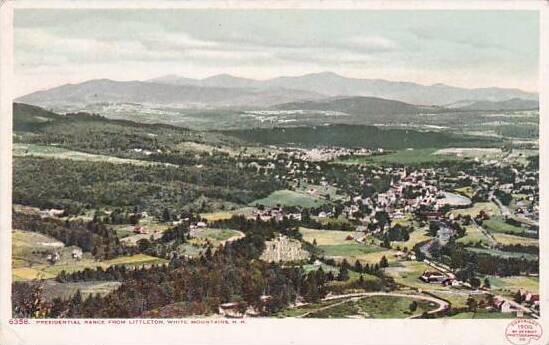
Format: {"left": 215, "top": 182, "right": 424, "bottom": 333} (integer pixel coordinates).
{"left": 286, "top": 146, "right": 375, "bottom": 162}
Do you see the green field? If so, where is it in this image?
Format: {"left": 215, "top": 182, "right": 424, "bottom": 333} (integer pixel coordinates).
{"left": 299, "top": 228, "right": 396, "bottom": 264}
{"left": 13, "top": 253, "right": 167, "bottom": 281}
{"left": 457, "top": 225, "right": 492, "bottom": 246}
{"left": 449, "top": 310, "right": 514, "bottom": 319}
{"left": 337, "top": 148, "right": 459, "bottom": 165}
{"left": 250, "top": 190, "right": 327, "bottom": 208}
{"left": 43, "top": 281, "right": 122, "bottom": 301}
{"left": 447, "top": 202, "right": 501, "bottom": 218}
{"left": 200, "top": 207, "right": 257, "bottom": 222}
{"left": 299, "top": 227, "right": 353, "bottom": 245}
{"left": 493, "top": 233, "right": 538, "bottom": 246}
{"left": 483, "top": 216, "right": 528, "bottom": 235}
{"left": 13, "top": 143, "right": 169, "bottom": 166}
{"left": 485, "top": 275, "right": 539, "bottom": 294}
{"left": 304, "top": 295, "right": 437, "bottom": 319}
{"left": 384, "top": 261, "right": 449, "bottom": 291}
{"left": 190, "top": 228, "right": 244, "bottom": 246}
{"left": 275, "top": 299, "right": 343, "bottom": 318}
{"left": 455, "top": 186, "right": 475, "bottom": 198}
{"left": 12, "top": 230, "right": 92, "bottom": 271}
{"left": 391, "top": 228, "right": 431, "bottom": 250}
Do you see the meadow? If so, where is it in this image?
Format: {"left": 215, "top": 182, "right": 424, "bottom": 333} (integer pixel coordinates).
{"left": 251, "top": 190, "right": 327, "bottom": 208}
{"left": 304, "top": 295, "right": 437, "bottom": 319}
{"left": 299, "top": 228, "right": 396, "bottom": 264}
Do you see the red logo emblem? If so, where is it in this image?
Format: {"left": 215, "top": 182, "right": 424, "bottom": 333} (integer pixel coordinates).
{"left": 505, "top": 319, "right": 543, "bottom": 345}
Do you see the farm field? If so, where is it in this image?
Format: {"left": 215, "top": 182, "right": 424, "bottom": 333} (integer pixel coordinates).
{"left": 299, "top": 228, "right": 396, "bottom": 265}
{"left": 447, "top": 202, "right": 501, "bottom": 218}
{"left": 304, "top": 295, "right": 437, "bottom": 319}
{"left": 457, "top": 225, "right": 492, "bottom": 246}
{"left": 190, "top": 228, "right": 244, "bottom": 246}
{"left": 384, "top": 260, "right": 449, "bottom": 291}
{"left": 200, "top": 207, "right": 257, "bottom": 222}
{"left": 391, "top": 229, "right": 431, "bottom": 250}
{"left": 42, "top": 281, "right": 122, "bottom": 301}
{"left": 13, "top": 143, "right": 166, "bottom": 166}
{"left": 12, "top": 230, "right": 92, "bottom": 270}
{"left": 485, "top": 276, "right": 539, "bottom": 294}
{"left": 250, "top": 189, "right": 327, "bottom": 208}
{"left": 483, "top": 217, "right": 528, "bottom": 235}
{"left": 13, "top": 254, "right": 167, "bottom": 281}
{"left": 493, "top": 233, "right": 538, "bottom": 246}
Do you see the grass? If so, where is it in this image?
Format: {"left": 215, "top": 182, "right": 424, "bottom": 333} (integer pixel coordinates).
{"left": 43, "top": 281, "right": 122, "bottom": 301}
{"left": 275, "top": 300, "right": 342, "bottom": 318}
{"left": 190, "top": 228, "right": 244, "bottom": 246}
{"left": 457, "top": 225, "right": 492, "bottom": 246}
{"left": 12, "top": 230, "right": 93, "bottom": 271}
{"left": 250, "top": 190, "right": 327, "bottom": 208}
{"left": 483, "top": 217, "right": 527, "bottom": 235}
{"left": 302, "top": 263, "right": 379, "bottom": 282}
{"left": 391, "top": 229, "right": 431, "bottom": 251}
{"left": 384, "top": 261, "right": 449, "bottom": 291}
{"left": 299, "top": 228, "right": 396, "bottom": 265}
{"left": 449, "top": 310, "right": 514, "bottom": 319}
{"left": 447, "top": 202, "right": 501, "bottom": 218}
{"left": 13, "top": 254, "right": 167, "bottom": 281}
{"left": 200, "top": 207, "right": 257, "bottom": 222}
{"left": 299, "top": 227, "right": 353, "bottom": 245}
{"left": 13, "top": 143, "right": 168, "bottom": 167}
{"left": 304, "top": 295, "right": 437, "bottom": 319}
{"left": 455, "top": 186, "right": 475, "bottom": 198}
{"left": 337, "top": 149, "right": 459, "bottom": 166}
{"left": 485, "top": 275, "right": 539, "bottom": 293}
{"left": 493, "top": 233, "right": 538, "bottom": 246}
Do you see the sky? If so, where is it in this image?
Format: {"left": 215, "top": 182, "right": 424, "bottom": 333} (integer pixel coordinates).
{"left": 14, "top": 9, "right": 539, "bottom": 97}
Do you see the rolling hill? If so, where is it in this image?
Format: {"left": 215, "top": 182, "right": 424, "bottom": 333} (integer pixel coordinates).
{"left": 274, "top": 96, "right": 446, "bottom": 116}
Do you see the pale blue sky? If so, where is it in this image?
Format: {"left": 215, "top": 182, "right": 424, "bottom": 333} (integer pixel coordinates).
{"left": 14, "top": 9, "right": 539, "bottom": 96}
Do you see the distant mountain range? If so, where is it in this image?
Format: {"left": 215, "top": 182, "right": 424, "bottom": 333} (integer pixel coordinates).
{"left": 17, "top": 79, "right": 325, "bottom": 109}
{"left": 16, "top": 72, "right": 538, "bottom": 113}
{"left": 149, "top": 72, "right": 537, "bottom": 106}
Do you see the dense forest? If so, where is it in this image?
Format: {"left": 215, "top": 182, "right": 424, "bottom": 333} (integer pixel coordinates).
{"left": 13, "top": 156, "right": 285, "bottom": 217}
{"left": 222, "top": 125, "right": 501, "bottom": 149}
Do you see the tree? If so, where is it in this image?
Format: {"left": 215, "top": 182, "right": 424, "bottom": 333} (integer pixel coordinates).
{"left": 379, "top": 256, "right": 388, "bottom": 268}
{"left": 483, "top": 277, "right": 491, "bottom": 289}
{"left": 162, "top": 208, "right": 171, "bottom": 222}
{"left": 466, "top": 296, "right": 478, "bottom": 312}
{"left": 409, "top": 301, "right": 418, "bottom": 313}
{"left": 337, "top": 266, "right": 349, "bottom": 281}
{"left": 354, "top": 260, "right": 363, "bottom": 273}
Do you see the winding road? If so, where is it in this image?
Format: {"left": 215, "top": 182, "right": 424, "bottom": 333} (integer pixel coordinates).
{"left": 295, "top": 292, "right": 449, "bottom": 319}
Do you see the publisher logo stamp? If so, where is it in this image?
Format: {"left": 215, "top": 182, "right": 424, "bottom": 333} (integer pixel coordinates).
{"left": 505, "top": 320, "right": 543, "bottom": 345}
